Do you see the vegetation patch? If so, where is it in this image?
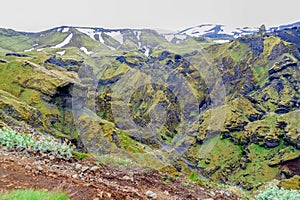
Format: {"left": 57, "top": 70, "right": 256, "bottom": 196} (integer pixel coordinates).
{"left": 256, "top": 186, "right": 300, "bottom": 200}
{"left": 1, "top": 189, "right": 68, "bottom": 200}
{"left": 0, "top": 127, "right": 74, "bottom": 160}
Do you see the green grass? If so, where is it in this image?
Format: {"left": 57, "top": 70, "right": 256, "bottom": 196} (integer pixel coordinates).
{"left": 117, "top": 130, "right": 145, "bottom": 153}
{"left": 1, "top": 189, "right": 68, "bottom": 200}
{"left": 0, "top": 34, "right": 33, "bottom": 52}
{"left": 72, "top": 151, "right": 90, "bottom": 160}
{"left": 197, "top": 137, "right": 243, "bottom": 169}
{"left": 252, "top": 65, "right": 268, "bottom": 85}
{"left": 152, "top": 38, "right": 212, "bottom": 57}
{"left": 228, "top": 142, "right": 284, "bottom": 188}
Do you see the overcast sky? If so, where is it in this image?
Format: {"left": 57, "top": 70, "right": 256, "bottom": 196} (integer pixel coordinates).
{"left": 1, "top": 0, "right": 299, "bottom": 32}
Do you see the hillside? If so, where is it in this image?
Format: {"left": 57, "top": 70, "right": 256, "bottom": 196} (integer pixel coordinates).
{"left": 0, "top": 24, "right": 299, "bottom": 199}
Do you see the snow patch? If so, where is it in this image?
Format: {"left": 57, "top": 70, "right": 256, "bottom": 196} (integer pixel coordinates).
{"left": 106, "top": 31, "right": 123, "bottom": 44}
{"left": 175, "top": 34, "right": 187, "bottom": 40}
{"left": 97, "top": 33, "right": 105, "bottom": 44}
{"left": 24, "top": 48, "right": 34, "bottom": 52}
{"left": 213, "top": 39, "right": 230, "bottom": 44}
{"left": 80, "top": 47, "right": 94, "bottom": 55}
{"left": 56, "top": 50, "right": 66, "bottom": 56}
{"left": 219, "top": 25, "right": 235, "bottom": 35}
{"left": 33, "top": 44, "right": 39, "bottom": 47}
{"left": 164, "top": 34, "right": 175, "bottom": 42}
{"left": 155, "top": 29, "right": 173, "bottom": 34}
{"left": 76, "top": 28, "right": 96, "bottom": 40}
{"left": 134, "top": 31, "right": 141, "bottom": 40}
{"left": 164, "top": 34, "right": 187, "bottom": 43}
{"left": 62, "top": 28, "right": 69, "bottom": 33}
{"left": 37, "top": 48, "right": 44, "bottom": 52}
{"left": 107, "top": 45, "right": 116, "bottom": 51}
{"left": 137, "top": 42, "right": 142, "bottom": 48}
{"left": 51, "top": 33, "right": 73, "bottom": 48}
{"left": 144, "top": 47, "right": 150, "bottom": 57}
{"left": 180, "top": 24, "right": 216, "bottom": 37}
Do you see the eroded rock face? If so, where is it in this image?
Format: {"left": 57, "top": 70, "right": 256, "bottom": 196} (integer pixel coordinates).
{"left": 44, "top": 56, "right": 83, "bottom": 71}
{"left": 0, "top": 91, "right": 44, "bottom": 129}
{"left": 0, "top": 60, "right": 87, "bottom": 146}
{"left": 239, "top": 37, "right": 264, "bottom": 57}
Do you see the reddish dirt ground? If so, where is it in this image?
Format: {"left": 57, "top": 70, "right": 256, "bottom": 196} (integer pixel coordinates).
{"left": 0, "top": 149, "right": 240, "bottom": 200}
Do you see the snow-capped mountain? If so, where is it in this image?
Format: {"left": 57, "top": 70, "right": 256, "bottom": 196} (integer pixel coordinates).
{"left": 1, "top": 22, "right": 300, "bottom": 58}
{"left": 178, "top": 22, "right": 300, "bottom": 39}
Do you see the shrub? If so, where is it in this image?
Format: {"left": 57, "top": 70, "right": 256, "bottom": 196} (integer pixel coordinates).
{"left": 257, "top": 186, "right": 300, "bottom": 200}
{"left": 0, "top": 127, "right": 74, "bottom": 160}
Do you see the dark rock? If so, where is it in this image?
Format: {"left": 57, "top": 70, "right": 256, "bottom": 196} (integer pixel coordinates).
{"left": 111, "top": 132, "right": 120, "bottom": 147}
{"left": 205, "top": 158, "right": 211, "bottom": 164}
{"left": 240, "top": 162, "right": 247, "bottom": 170}
{"left": 264, "top": 138, "right": 280, "bottom": 148}
{"left": 158, "top": 51, "right": 171, "bottom": 61}
{"left": 261, "top": 93, "right": 270, "bottom": 101}
{"left": 274, "top": 107, "right": 290, "bottom": 114}
{"left": 269, "top": 56, "right": 297, "bottom": 75}
{"left": 183, "top": 50, "right": 198, "bottom": 57}
{"left": 5, "top": 53, "right": 29, "bottom": 57}
{"left": 116, "top": 56, "right": 126, "bottom": 63}
{"left": 239, "top": 37, "right": 264, "bottom": 57}
{"left": 248, "top": 113, "right": 263, "bottom": 122}
{"left": 174, "top": 163, "right": 182, "bottom": 172}
{"left": 174, "top": 54, "right": 182, "bottom": 63}
{"left": 276, "top": 121, "right": 288, "bottom": 129}
{"left": 44, "top": 56, "right": 83, "bottom": 71}
{"left": 0, "top": 59, "right": 7, "bottom": 63}
{"left": 268, "top": 42, "right": 288, "bottom": 61}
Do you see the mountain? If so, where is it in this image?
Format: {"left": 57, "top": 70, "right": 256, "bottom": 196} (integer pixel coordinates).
{"left": 178, "top": 22, "right": 300, "bottom": 40}
{"left": 0, "top": 26, "right": 197, "bottom": 57}
{"left": 0, "top": 22, "right": 300, "bottom": 197}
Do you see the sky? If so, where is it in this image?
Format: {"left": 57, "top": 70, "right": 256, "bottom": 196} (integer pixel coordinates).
{"left": 1, "top": 0, "right": 299, "bottom": 32}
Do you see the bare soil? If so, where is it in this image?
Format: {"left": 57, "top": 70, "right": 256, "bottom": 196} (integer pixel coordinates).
{"left": 0, "top": 148, "right": 240, "bottom": 200}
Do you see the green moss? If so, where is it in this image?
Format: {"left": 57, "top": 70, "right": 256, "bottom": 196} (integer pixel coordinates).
{"left": 197, "top": 137, "right": 243, "bottom": 173}
{"left": 117, "top": 130, "right": 145, "bottom": 153}
{"left": 280, "top": 175, "right": 300, "bottom": 190}
{"left": 102, "top": 62, "right": 130, "bottom": 80}
{"left": 252, "top": 65, "right": 268, "bottom": 85}
{"left": 72, "top": 151, "right": 90, "bottom": 160}
{"left": 260, "top": 36, "right": 283, "bottom": 63}
{"left": 228, "top": 142, "right": 285, "bottom": 188}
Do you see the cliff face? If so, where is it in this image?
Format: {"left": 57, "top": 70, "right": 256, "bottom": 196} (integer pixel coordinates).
{"left": 0, "top": 26, "right": 299, "bottom": 190}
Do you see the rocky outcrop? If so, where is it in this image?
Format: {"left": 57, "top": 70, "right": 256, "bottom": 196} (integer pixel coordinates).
{"left": 0, "top": 90, "right": 44, "bottom": 129}
{"left": 45, "top": 56, "right": 83, "bottom": 71}
{"left": 0, "top": 59, "right": 7, "bottom": 63}
{"left": 5, "top": 53, "right": 29, "bottom": 57}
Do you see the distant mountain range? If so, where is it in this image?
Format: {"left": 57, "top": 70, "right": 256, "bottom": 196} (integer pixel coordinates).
{"left": 0, "top": 22, "right": 299, "bottom": 56}
{"left": 178, "top": 21, "right": 300, "bottom": 40}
